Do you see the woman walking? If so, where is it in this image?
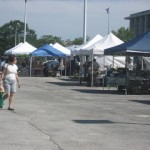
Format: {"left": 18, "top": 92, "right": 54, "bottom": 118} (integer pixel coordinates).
{"left": 1, "top": 55, "right": 20, "bottom": 110}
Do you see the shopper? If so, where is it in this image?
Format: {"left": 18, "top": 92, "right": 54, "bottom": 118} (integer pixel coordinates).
{"left": 1, "top": 55, "right": 20, "bottom": 110}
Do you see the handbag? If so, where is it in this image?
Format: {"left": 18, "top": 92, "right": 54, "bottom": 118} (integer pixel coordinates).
{"left": 2, "top": 64, "right": 8, "bottom": 80}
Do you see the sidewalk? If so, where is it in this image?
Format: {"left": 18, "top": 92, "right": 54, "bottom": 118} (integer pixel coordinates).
{"left": 0, "top": 76, "right": 150, "bottom": 150}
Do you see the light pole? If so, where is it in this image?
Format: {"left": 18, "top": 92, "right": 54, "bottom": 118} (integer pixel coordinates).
{"left": 24, "top": 0, "right": 27, "bottom": 42}
{"left": 106, "top": 8, "right": 110, "bottom": 34}
{"left": 79, "top": 0, "right": 87, "bottom": 85}
{"left": 83, "top": 0, "right": 87, "bottom": 44}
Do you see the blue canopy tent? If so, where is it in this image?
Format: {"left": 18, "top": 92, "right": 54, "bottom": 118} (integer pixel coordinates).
{"left": 32, "top": 44, "right": 66, "bottom": 57}
{"left": 31, "top": 49, "right": 52, "bottom": 57}
{"left": 104, "top": 31, "right": 150, "bottom": 95}
{"left": 30, "top": 44, "right": 66, "bottom": 76}
{"left": 104, "top": 31, "right": 150, "bottom": 56}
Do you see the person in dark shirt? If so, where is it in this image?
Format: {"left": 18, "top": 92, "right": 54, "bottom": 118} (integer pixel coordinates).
{"left": 87, "top": 58, "right": 100, "bottom": 86}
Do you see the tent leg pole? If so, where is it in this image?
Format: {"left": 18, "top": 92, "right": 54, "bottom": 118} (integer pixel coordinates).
{"left": 103, "top": 56, "right": 105, "bottom": 90}
{"left": 125, "top": 55, "right": 128, "bottom": 95}
{"left": 70, "top": 59, "right": 71, "bottom": 77}
{"left": 91, "top": 52, "right": 93, "bottom": 87}
{"left": 30, "top": 56, "right": 32, "bottom": 77}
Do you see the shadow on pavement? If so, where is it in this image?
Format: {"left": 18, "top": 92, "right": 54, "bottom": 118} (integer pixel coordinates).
{"left": 58, "top": 77, "right": 79, "bottom": 82}
{"left": 73, "top": 120, "right": 114, "bottom": 124}
{"left": 72, "top": 89, "right": 118, "bottom": 94}
{"left": 73, "top": 119, "right": 150, "bottom": 126}
{"left": 129, "top": 100, "right": 150, "bottom": 105}
{"left": 45, "top": 81, "right": 81, "bottom": 86}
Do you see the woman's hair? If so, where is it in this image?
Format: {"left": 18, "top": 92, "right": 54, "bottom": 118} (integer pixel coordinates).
{"left": 8, "top": 55, "right": 16, "bottom": 62}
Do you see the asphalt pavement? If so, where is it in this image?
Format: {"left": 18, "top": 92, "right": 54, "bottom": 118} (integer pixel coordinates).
{"left": 0, "top": 76, "right": 150, "bottom": 150}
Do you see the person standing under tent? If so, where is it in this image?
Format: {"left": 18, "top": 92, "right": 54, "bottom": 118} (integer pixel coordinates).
{"left": 87, "top": 58, "right": 100, "bottom": 86}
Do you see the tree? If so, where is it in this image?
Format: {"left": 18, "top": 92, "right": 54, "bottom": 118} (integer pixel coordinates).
{"left": 112, "top": 27, "right": 134, "bottom": 42}
{"left": 72, "top": 36, "right": 90, "bottom": 45}
{"left": 0, "top": 20, "right": 37, "bottom": 55}
{"left": 35, "top": 35, "right": 64, "bottom": 48}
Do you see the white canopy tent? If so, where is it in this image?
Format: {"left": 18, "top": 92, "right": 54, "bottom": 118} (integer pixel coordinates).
{"left": 96, "top": 56, "right": 125, "bottom": 70}
{"left": 4, "top": 42, "right": 36, "bottom": 55}
{"left": 143, "top": 57, "right": 150, "bottom": 70}
{"left": 52, "top": 43, "right": 71, "bottom": 56}
{"left": 72, "top": 34, "right": 103, "bottom": 55}
{"left": 4, "top": 43, "right": 23, "bottom": 55}
{"left": 50, "top": 43, "right": 71, "bottom": 76}
{"left": 77, "top": 32, "right": 125, "bottom": 87}
{"left": 81, "top": 32, "right": 124, "bottom": 55}
{"left": 5, "top": 42, "right": 37, "bottom": 77}
{"left": 79, "top": 32, "right": 125, "bottom": 69}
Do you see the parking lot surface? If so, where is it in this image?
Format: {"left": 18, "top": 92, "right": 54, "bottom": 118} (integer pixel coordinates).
{"left": 0, "top": 76, "right": 150, "bottom": 150}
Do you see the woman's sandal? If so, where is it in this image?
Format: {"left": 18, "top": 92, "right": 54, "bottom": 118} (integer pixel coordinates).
{"left": 8, "top": 107, "right": 14, "bottom": 111}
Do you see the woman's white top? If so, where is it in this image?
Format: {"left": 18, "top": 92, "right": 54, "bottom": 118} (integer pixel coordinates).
{"left": 4, "top": 63, "right": 18, "bottom": 80}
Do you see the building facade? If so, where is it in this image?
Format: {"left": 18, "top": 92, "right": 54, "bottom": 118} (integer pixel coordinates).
{"left": 125, "top": 10, "right": 150, "bottom": 37}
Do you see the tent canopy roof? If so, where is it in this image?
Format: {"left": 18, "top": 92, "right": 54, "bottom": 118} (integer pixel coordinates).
{"left": 75, "top": 34, "right": 103, "bottom": 51}
{"left": 31, "top": 44, "right": 66, "bottom": 57}
{"left": 90, "top": 32, "right": 124, "bottom": 50}
{"left": 52, "top": 43, "right": 71, "bottom": 56}
{"left": 87, "top": 32, "right": 123, "bottom": 51}
{"left": 104, "top": 31, "right": 150, "bottom": 56}
{"left": 31, "top": 49, "right": 52, "bottom": 57}
{"left": 5, "top": 42, "right": 36, "bottom": 55}
{"left": 80, "top": 32, "right": 124, "bottom": 56}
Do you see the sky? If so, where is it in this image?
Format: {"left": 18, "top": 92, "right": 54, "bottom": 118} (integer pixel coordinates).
{"left": 0, "top": 0, "right": 149, "bottom": 40}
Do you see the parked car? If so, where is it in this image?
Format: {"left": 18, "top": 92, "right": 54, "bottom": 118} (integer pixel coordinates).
{"left": 43, "top": 60, "right": 59, "bottom": 77}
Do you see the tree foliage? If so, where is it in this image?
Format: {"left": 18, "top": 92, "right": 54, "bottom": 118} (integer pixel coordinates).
{"left": 111, "top": 27, "right": 134, "bottom": 42}
{"left": 0, "top": 20, "right": 37, "bottom": 55}
{"left": 0, "top": 20, "right": 67, "bottom": 55}
{"left": 72, "top": 36, "right": 89, "bottom": 45}
{"left": 35, "top": 35, "right": 64, "bottom": 48}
